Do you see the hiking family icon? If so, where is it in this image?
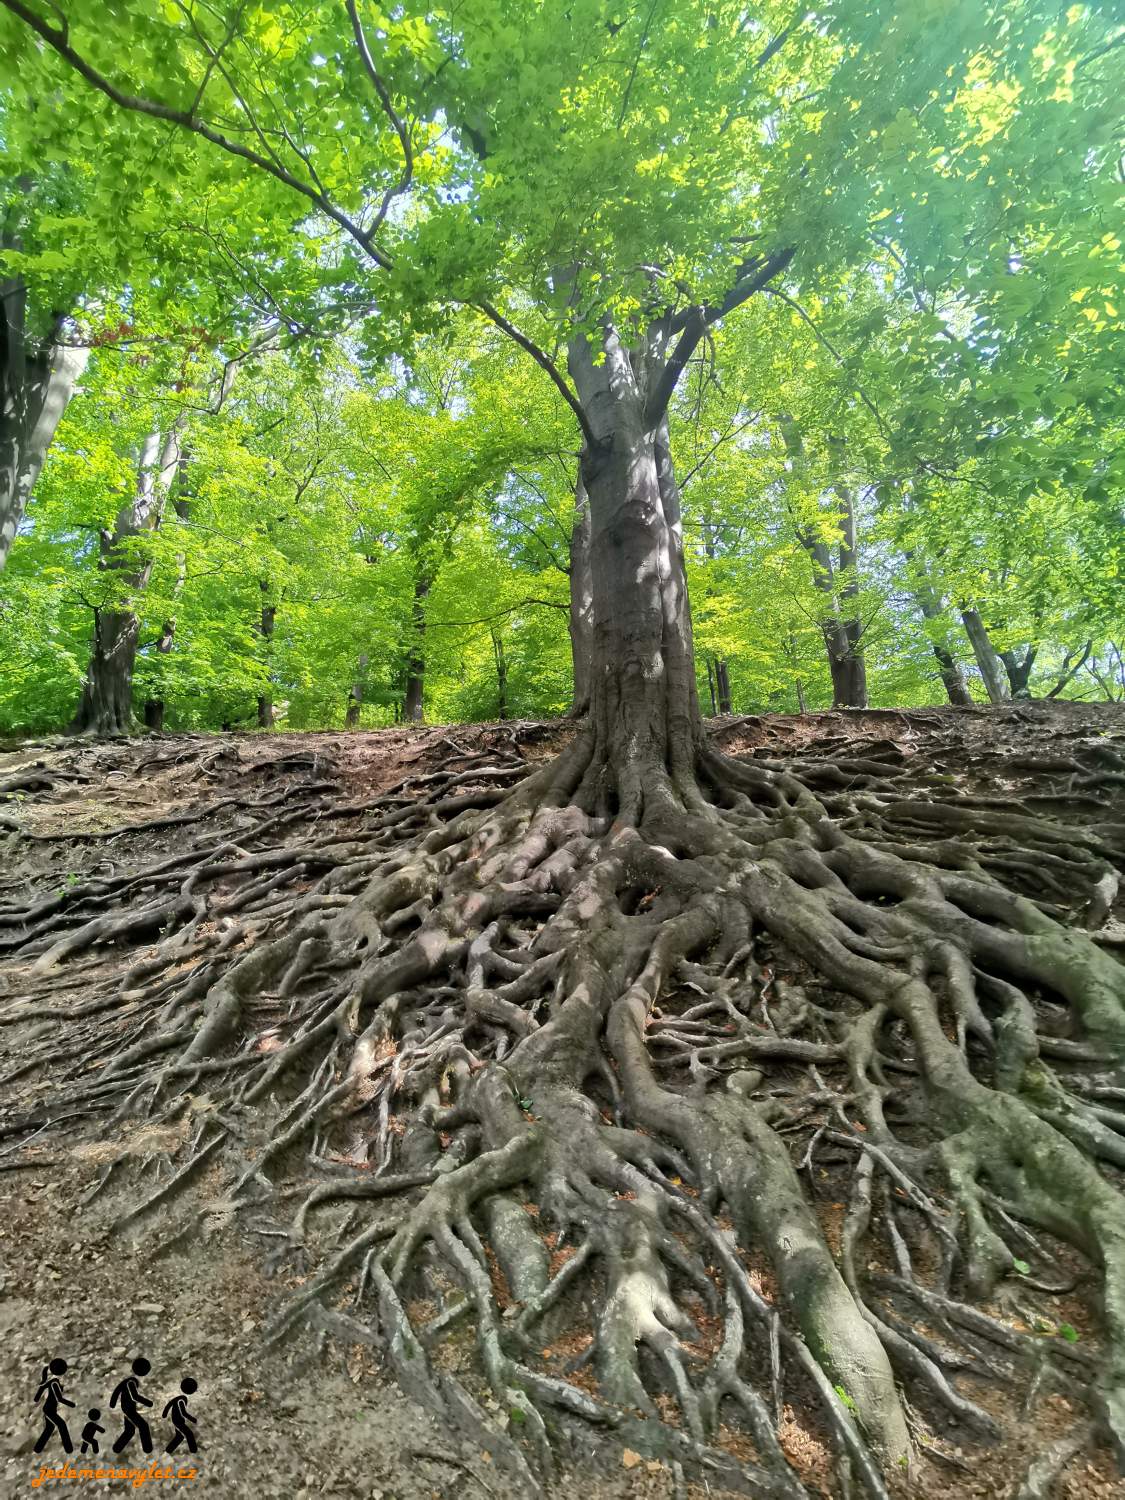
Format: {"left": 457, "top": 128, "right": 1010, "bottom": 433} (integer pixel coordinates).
{"left": 33, "top": 1358, "right": 200, "bottom": 1457}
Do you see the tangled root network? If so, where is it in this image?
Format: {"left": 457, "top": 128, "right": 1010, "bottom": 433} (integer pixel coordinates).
{"left": 2, "top": 706, "right": 1124, "bottom": 1498}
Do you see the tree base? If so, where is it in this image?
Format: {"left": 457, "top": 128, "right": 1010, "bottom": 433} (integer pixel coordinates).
{"left": 1, "top": 707, "right": 1123, "bottom": 1497}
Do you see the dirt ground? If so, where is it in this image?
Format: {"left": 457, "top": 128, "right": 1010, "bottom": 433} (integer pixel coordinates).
{"left": 0, "top": 706, "right": 1122, "bottom": 1500}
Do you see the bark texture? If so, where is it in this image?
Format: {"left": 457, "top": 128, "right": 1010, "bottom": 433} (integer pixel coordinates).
{"left": 960, "top": 608, "right": 1011, "bottom": 704}
{"left": 567, "top": 472, "right": 594, "bottom": 717}
{"left": 780, "top": 423, "right": 867, "bottom": 709}
{"left": 70, "top": 426, "right": 182, "bottom": 735}
{"left": 906, "top": 565, "right": 973, "bottom": 706}
{"left": 257, "top": 580, "right": 276, "bottom": 729}
{"left": 402, "top": 575, "right": 430, "bottom": 723}
{"left": 0, "top": 301, "right": 87, "bottom": 568}
{"left": 345, "top": 653, "right": 369, "bottom": 730}
{"left": 491, "top": 626, "right": 509, "bottom": 720}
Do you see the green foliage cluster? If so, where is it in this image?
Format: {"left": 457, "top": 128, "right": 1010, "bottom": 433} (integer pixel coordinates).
{"left": 0, "top": 0, "right": 1120, "bottom": 732}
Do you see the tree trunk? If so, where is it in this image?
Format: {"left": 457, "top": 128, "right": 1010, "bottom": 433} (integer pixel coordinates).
{"left": 402, "top": 575, "right": 430, "bottom": 723}
{"left": 1, "top": 198, "right": 88, "bottom": 570}
{"left": 700, "top": 513, "right": 732, "bottom": 716}
{"left": 0, "top": 335, "right": 88, "bottom": 569}
{"left": 142, "top": 472, "right": 192, "bottom": 731}
{"left": 1000, "top": 644, "right": 1037, "bottom": 698}
{"left": 960, "top": 608, "right": 1011, "bottom": 703}
{"left": 779, "top": 421, "right": 867, "bottom": 709}
{"left": 568, "top": 329, "right": 704, "bottom": 820}
{"left": 567, "top": 472, "right": 594, "bottom": 716}
{"left": 257, "top": 581, "right": 275, "bottom": 729}
{"left": 491, "top": 626, "right": 508, "bottom": 720}
{"left": 70, "top": 426, "right": 182, "bottom": 735}
{"left": 832, "top": 467, "right": 867, "bottom": 709}
{"left": 714, "top": 658, "right": 732, "bottom": 715}
{"left": 345, "top": 652, "right": 369, "bottom": 729}
{"left": 906, "top": 565, "right": 973, "bottom": 706}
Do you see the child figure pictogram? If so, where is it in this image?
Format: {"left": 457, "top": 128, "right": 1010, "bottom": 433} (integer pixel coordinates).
{"left": 80, "top": 1409, "right": 105, "bottom": 1455}
{"left": 33, "top": 1359, "right": 75, "bottom": 1454}
{"left": 163, "top": 1378, "right": 199, "bottom": 1455}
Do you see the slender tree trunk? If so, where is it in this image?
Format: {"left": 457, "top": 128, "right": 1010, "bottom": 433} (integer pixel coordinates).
{"left": 257, "top": 581, "right": 275, "bottom": 729}
{"left": 832, "top": 467, "right": 867, "bottom": 709}
{"left": 700, "top": 515, "right": 732, "bottom": 715}
{"left": 786, "top": 633, "right": 808, "bottom": 713}
{"left": 491, "top": 626, "right": 508, "bottom": 720}
{"left": 779, "top": 420, "right": 866, "bottom": 709}
{"left": 999, "top": 644, "right": 1037, "bottom": 698}
{"left": 142, "top": 464, "right": 193, "bottom": 731}
{"left": 906, "top": 563, "right": 973, "bottom": 706}
{"left": 345, "top": 652, "right": 369, "bottom": 729}
{"left": 714, "top": 658, "right": 732, "bottom": 715}
{"left": 70, "top": 426, "right": 182, "bottom": 735}
{"left": 142, "top": 606, "right": 179, "bottom": 731}
{"left": 960, "top": 608, "right": 1011, "bottom": 703}
{"left": 402, "top": 574, "right": 430, "bottom": 723}
{"left": 567, "top": 472, "right": 594, "bottom": 716}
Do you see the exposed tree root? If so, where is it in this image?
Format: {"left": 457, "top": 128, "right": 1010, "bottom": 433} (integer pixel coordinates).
{"left": 1, "top": 709, "right": 1123, "bottom": 1496}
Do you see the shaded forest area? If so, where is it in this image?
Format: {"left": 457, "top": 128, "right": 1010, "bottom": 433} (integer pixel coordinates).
{"left": 0, "top": 2, "right": 1123, "bottom": 1498}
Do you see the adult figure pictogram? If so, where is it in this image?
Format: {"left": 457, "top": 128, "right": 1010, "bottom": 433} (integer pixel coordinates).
{"left": 163, "top": 1377, "right": 199, "bottom": 1455}
{"left": 110, "top": 1357, "right": 154, "bottom": 1454}
{"left": 80, "top": 1408, "right": 105, "bottom": 1455}
{"left": 33, "top": 1358, "right": 75, "bottom": 1454}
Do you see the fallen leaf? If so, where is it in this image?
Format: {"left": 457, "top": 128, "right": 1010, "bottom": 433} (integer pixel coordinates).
{"left": 622, "top": 1448, "right": 642, "bottom": 1469}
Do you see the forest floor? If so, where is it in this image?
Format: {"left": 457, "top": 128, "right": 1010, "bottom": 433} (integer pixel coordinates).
{"left": 0, "top": 706, "right": 1121, "bottom": 1500}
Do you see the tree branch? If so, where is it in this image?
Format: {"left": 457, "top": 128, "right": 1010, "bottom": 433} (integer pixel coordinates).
{"left": 473, "top": 300, "right": 596, "bottom": 449}
{"left": 426, "top": 597, "right": 567, "bottom": 629}
{"left": 644, "top": 247, "right": 794, "bottom": 429}
{"left": 346, "top": 0, "right": 414, "bottom": 235}
{"left": 0, "top": 0, "right": 393, "bottom": 269}
{"left": 1046, "top": 640, "right": 1093, "bottom": 699}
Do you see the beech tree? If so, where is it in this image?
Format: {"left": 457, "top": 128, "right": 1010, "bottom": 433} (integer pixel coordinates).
{"left": 2, "top": 0, "right": 1124, "bottom": 1489}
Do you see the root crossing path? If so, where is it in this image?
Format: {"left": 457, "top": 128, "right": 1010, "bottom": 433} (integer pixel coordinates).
{"left": 1, "top": 705, "right": 1123, "bottom": 1500}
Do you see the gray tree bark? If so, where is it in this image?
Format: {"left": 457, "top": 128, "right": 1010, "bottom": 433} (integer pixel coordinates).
{"left": 567, "top": 471, "right": 593, "bottom": 716}
{"left": 70, "top": 425, "right": 182, "bottom": 734}
{"left": 999, "top": 643, "right": 1037, "bottom": 697}
{"left": 960, "top": 608, "right": 1011, "bottom": 704}
{"left": 700, "top": 513, "right": 732, "bottom": 715}
{"left": 491, "top": 625, "right": 509, "bottom": 720}
{"left": 903, "top": 559, "right": 973, "bottom": 706}
{"left": 345, "top": 652, "right": 369, "bottom": 729}
{"left": 779, "top": 421, "right": 867, "bottom": 709}
{"left": 257, "top": 580, "right": 276, "bottom": 728}
{"left": 0, "top": 297, "right": 87, "bottom": 568}
{"left": 142, "top": 454, "right": 194, "bottom": 732}
{"left": 567, "top": 327, "right": 704, "bottom": 820}
{"left": 402, "top": 574, "right": 430, "bottom": 723}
